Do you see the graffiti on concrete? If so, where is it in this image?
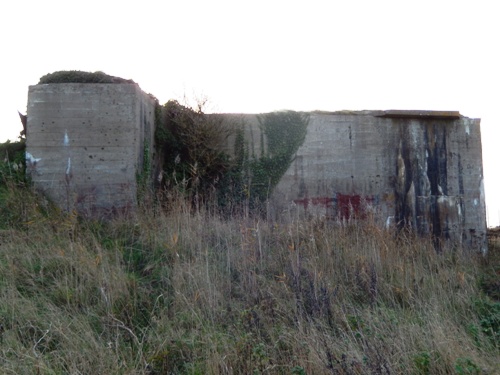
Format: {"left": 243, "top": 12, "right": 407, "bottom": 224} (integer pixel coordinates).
{"left": 294, "top": 193, "right": 377, "bottom": 220}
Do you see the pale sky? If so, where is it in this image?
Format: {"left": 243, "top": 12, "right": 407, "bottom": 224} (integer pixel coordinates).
{"left": 1, "top": 0, "right": 499, "bottom": 226}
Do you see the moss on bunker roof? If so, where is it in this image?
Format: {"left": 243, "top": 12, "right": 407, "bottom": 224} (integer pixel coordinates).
{"left": 38, "top": 70, "right": 135, "bottom": 84}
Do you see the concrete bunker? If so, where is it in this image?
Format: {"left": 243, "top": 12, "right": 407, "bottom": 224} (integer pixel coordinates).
{"left": 25, "top": 81, "right": 487, "bottom": 252}
{"left": 267, "top": 110, "right": 486, "bottom": 252}
{"left": 26, "top": 82, "right": 156, "bottom": 218}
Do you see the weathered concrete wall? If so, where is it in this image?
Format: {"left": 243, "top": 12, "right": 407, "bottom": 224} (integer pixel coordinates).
{"left": 264, "top": 110, "right": 487, "bottom": 252}
{"left": 25, "top": 84, "right": 486, "bottom": 251}
{"left": 26, "top": 83, "right": 156, "bottom": 218}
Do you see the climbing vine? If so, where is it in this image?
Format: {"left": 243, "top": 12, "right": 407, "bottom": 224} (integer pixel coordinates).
{"left": 245, "top": 111, "right": 309, "bottom": 207}
{"left": 153, "top": 104, "right": 309, "bottom": 213}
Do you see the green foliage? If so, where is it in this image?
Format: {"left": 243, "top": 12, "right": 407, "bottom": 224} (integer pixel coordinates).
{"left": 291, "top": 365, "right": 306, "bottom": 375}
{"left": 0, "top": 140, "right": 28, "bottom": 228}
{"left": 38, "top": 70, "right": 135, "bottom": 84}
{"left": 153, "top": 103, "right": 309, "bottom": 213}
{"left": 472, "top": 297, "right": 500, "bottom": 347}
{"left": 479, "top": 240, "right": 500, "bottom": 301}
{"left": 259, "top": 111, "right": 309, "bottom": 160}
{"left": 251, "top": 342, "right": 270, "bottom": 374}
{"left": 148, "top": 339, "right": 204, "bottom": 374}
{"left": 454, "top": 357, "right": 481, "bottom": 374}
{"left": 155, "top": 100, "right": 234, "bottom": 206}
{"left": 0, "top": 140, "right": 26, "bottom": 183}
{"left": 237, "top": 111, "right": 309, "bottom": 208}
{"left": 154, "top": 101, "right": 167, "bottom": 144}
{"left": 413, "top": 351, "right": 431, "bottom": 374}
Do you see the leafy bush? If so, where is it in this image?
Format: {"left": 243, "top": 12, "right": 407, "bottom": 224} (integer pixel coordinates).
{"left": 155, "top": 100, "right": 234, "bottom": 208}
{"left": 0, "top": 140, "right": 25, "bottom": 185}
{"left": 473, "top": 297, "right": 500, "bottom": 347}
{"left": 0, "top": 140, "right": 27, "bottom": 228}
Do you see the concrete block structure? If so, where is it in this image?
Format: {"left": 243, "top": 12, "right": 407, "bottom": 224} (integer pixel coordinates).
{"left": 26, "top": 83, "right": 156, "bottom": 218}
{"left": 266, "top": 110, "right": 487, "bottom": 252}
{"left": 25, "top": 82, "right": 486, "bottom": 251}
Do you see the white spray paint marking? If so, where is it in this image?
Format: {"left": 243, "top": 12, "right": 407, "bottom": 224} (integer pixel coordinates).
{"left": 26, "top": 152, "right": 42, "bottom": 164}
{"left": 385, "top": 216, "right": 394, "bottom": 228}
{"left": 64, "top": 130, "right": 70, "bottom": 146}
{"left": 474, "top": 198, "right": 478, "bottom": 206}
{"left": 66, "top": 157, "right": 71, "bottom": 175}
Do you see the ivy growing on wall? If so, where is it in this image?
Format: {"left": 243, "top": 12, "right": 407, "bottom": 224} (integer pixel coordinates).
{"left": 247, "top": 111, "right": 310, "bottom": 206}
{"left": 154, "top": 103, "right": 309, "bottom": 213}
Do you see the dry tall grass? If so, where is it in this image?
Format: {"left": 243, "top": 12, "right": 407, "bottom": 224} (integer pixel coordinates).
{"left": 0, "top": 190, "right": 498, "bottom": 374}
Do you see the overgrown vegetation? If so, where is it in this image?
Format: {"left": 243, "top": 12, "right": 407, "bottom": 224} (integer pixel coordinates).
{"left": 35, "top": 71, "right": 309, "bottom": 213}
{"left": 38, "top": 70, "right": 135, "bottom": 84}
{"left": 155, "top": 100, "right": 234, "bottom": 208}
{"left": 0, "top": 139, "right": 29, "bottom": 229}
{"left": 0, "top": 169, "right": 499, "bottom": 373}
{"left": 154, "top": 100, "right": 309, "bottom": 214}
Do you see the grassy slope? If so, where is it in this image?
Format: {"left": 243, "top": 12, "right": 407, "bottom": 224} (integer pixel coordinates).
{"left": 0, "top": 187, "right": 499, "bottom": 374}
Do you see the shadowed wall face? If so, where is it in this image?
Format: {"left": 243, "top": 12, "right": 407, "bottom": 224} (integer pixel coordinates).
{"left": 267, "top": 111, "right": 486, "bottom": 252}
{"left": 26, "top": 83, "right": 156, "bottom": 218}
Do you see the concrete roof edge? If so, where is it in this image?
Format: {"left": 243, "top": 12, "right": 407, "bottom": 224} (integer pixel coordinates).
{"left": 219, "top": 110, "right": 466, "bottom": 119}
{"left": 376, "top": 110, "right": 462, "bottom": 119}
